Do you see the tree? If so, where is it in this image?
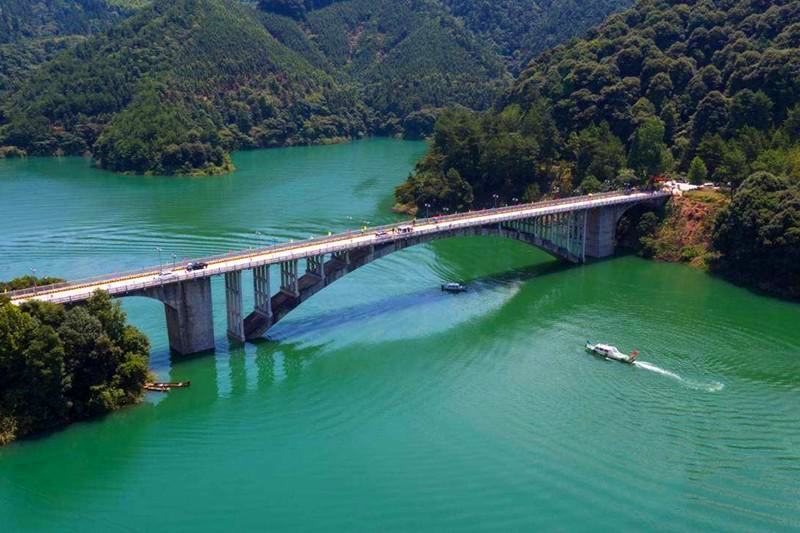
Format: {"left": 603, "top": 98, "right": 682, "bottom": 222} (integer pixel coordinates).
{"left": 696, "top": 134, "right": 727, "bottom": 178}
{"left": 0, "top": 287, "right": 150, "bottom": 443}
{"left": 730, "top": 90, "right": 773, "bottom": 131}
{"left": 692, "top": 91, "right": 729, "bottom": 141}
{"left": 713, "top": 172, "right": 800, "bottom": 299}
{"left": 628, "top": 117, "right": 670, "bottom": 180}
{"left": 578, "top": 175, "right": 604, "bottom": 193}
{"left": 646, "top": 72, "right": 673, "bottom": 109}
{"left": 688, "top": 156, "right": 708, "bottom": 184}
{"left": 717, "top": 146, "right": 750, "bottom": 189}
{"left": 569, "top": 122, "right": 625, "bottom": 185}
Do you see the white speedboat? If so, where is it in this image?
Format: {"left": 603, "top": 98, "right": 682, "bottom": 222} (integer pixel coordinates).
{"left": 441, "top": 282, "right": 467, "bottom": 293}
{"left": 585, "top": 341, "right": 639, "bottom": 364}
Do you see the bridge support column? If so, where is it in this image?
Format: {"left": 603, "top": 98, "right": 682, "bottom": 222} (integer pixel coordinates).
{"left": 281, "top": 259, "right": 299, "bottom": 297}
{"left": 253, "top": 265, "right": 272, "bottom": 325}
{"left": 306, "top": 254, "right": 325, "bottom": 283}
{"left": 225, "top": 271, "right": 245, "bottom": 342}
{"left": 156, "top": 277, "right": 215, "bottom": 355}
{"left": 333, "top": 250, "right": 350, "bottom": 266}
{"left": 585, "top": 207, "right": 618, "bottom": 258}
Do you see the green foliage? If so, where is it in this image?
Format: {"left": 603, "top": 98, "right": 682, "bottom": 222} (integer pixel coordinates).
{"left": 569, "top": 122, "right": 626, "bottom": 185}
{"left": 627, "top": 117, "right": 670, "bottom": 179}
{"left": 443, "top": 0, "right": 634, "bottom": 72}
{"left": 688, "top": 157, "right": 708, "bottom": 185}
{"left": 0, "top": 1, "right": 133, "bottom": 44}
{"left": 713, "top": 173, "right": 800, "bottom": 299}
{"left": 508, "top": 0, "right": 800, "bottom": 178}
{"left": 0, "top": 289, "right": 149, "bottom": 444}
{"left": 0, "top": 1, "right": 137, "bottom": 96}
{"left": 0, "top": 275, "right": 64, "bottom": 292}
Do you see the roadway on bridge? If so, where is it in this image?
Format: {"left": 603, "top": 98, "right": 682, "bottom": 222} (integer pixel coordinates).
{"left": 9, "top": 191, "right": 669, "bottom": 305}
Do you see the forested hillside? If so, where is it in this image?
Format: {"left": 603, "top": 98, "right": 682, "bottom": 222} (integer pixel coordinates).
{"left": 0, "top": 0, "right": 137, "bottom": 93}
{"left": 0, "top": 0, "right": 373, "bottom": 174}
{"left": 260, "top": 0, "right": 509, "bottom": 135}
{"left": 396, "top": 0, "right": 800, "bottom": 298}
{"left": 0, "top": 0, "right": 632, "bottom": 174}
{"left": 442, "top": 0, "right": 635, "bottom": 71}
{"left": 398, "top": 0, "right": 800, "bottom": 206}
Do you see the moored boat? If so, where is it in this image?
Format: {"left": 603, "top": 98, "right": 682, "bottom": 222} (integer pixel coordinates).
{"left": 585, "top": 341, "right": 639, "bottom": 364}
{"left": 144, "top": 381, "right": 191, "bottom": 392}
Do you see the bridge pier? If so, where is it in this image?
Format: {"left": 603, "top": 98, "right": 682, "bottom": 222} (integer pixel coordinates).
{"left": 253, "top": 265, "right": 272, "bottom": 323}
{"left": 147, "top": 278, "right": 215, "bottom": 355}
{"left": 332, "top": 250, "right": 350, "bottom": 266}
{"left": 584, "top": 207, "right": 620, "bottom": 258}
{"left": 225, "top": 271, "right": 245, "bottom": 342}
{"left": 306, "top": 254, "right": 325, "bottom": 282}
{"left": 280, "top": 260, "right": 299, "bottom": 297}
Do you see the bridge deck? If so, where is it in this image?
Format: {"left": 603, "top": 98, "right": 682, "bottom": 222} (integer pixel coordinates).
{"left": 7, "top": 191, "right": 669, "bottom": 305}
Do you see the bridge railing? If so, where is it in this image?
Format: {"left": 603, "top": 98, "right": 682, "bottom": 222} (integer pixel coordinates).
{"left": 7, "top": 190, "right": 669, "bottom": 301}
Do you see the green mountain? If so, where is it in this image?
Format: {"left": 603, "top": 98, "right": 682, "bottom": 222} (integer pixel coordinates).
{"left": 398, "top": 0, "right": 800, "bottom": 208}
{"left": 0, "top": 0, "right": 633, "bottom": 174}
{"left": 396, "top": 0, "right": 800, "bottom": 298}
{"left": 1, "top": 0, "right": 371, "bottom": 174}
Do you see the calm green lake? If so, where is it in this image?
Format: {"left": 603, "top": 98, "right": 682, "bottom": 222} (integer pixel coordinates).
{"left": 0, "top": 138, "right": 798, "bottom": 531}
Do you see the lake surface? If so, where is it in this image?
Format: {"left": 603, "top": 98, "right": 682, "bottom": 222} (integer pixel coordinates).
{"left": 1, "top": 139, "right": 798, "bottom": 531}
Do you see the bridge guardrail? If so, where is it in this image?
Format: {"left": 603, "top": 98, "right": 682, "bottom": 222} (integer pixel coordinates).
{"left": 7, "top": 190, "right": 669, "bottom": 302}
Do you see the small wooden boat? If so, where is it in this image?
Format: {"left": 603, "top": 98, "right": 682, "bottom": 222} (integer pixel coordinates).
{"left": 144, "top": 381, "right": 191, "bottom": 392}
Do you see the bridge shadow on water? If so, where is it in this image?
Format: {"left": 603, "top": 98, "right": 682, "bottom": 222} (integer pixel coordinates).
{"left": 263, "top": 258, "right": 573, "bottom": 342}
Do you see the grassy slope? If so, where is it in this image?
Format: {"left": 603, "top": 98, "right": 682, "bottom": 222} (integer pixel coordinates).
{"left": 643, "top": 190, "right": 728, "bottom": 268}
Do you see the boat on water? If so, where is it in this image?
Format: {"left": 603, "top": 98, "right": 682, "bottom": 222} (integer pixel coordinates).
{"left": 585, "top": 341, "right": 639, "bottom": 364}
{"left": 441, "top": 282, "right": 467, "bottom": 293}
{"left": 144, "top": 381, "right": 191, "bottom": 392}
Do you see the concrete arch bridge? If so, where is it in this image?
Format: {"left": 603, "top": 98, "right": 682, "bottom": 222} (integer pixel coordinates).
{"left": 9, "top": 191, "right": 669, "bottom": 355}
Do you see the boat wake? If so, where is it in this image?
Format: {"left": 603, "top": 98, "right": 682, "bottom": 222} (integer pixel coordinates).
{"left": 633, "top": 361, "right": 724, "bottom": 392}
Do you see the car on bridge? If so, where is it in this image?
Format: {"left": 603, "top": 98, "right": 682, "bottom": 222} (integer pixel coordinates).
{"left": 397, "top": 225, "right": 413, "bottom": 234}
{"left": 186, "top": 261, "right": 208, "bottom": 271}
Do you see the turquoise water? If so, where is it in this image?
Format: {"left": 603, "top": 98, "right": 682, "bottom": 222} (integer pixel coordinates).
{"left": 0, "top": 139, "right": 799, "bottom": 531}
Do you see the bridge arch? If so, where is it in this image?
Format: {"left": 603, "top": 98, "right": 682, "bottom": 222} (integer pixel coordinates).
{"left": 241, "top": 214, "right": 592, "bottom": 342}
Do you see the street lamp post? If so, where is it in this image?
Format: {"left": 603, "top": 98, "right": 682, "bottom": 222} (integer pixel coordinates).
{"left": 30, "top": 267, "right": 37, "bottom": 293}
{"left": 424, "top": 203, "right": 431, "bottom": 218}
{"left": 493, "top": 194, "right": 499, "bottom": 209}
{"left": 156, "top": 247, "right": 163, "bottom": 274}
{"left": 172, "top": 253, "right": 177, "bottom": 271}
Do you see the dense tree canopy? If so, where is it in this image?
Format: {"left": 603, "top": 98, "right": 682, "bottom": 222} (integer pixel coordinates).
{"left": 0, "top": 0, "right": 632, "bottom": 174}
{"left": 397, "top": 0, "right": 800, "bottom": 211}
{"left": 0, "top": 285, "right": 150, "bottom": 445}
{"left": 713, "top": 173, "right": 800, "bottom": 299}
